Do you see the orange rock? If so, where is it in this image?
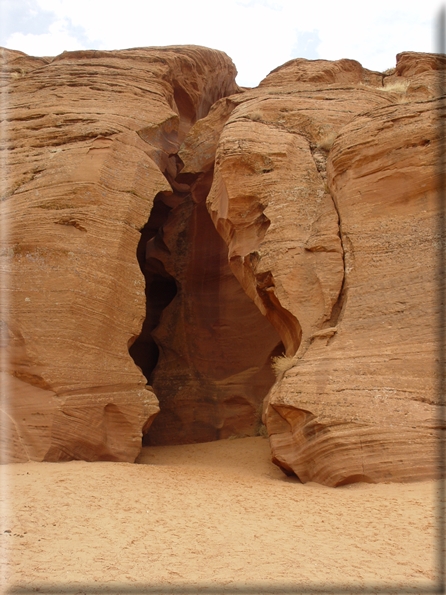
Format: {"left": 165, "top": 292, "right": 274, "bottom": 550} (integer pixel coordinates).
{"left": 2, "top": 46, "right": 443, "bottom": 484}
{"left": 260, "top": 57, "right": 382, "bottom": 87}
{"left": 202, "top": 54, "right": 444, "bottom": 485}
{"left": 133, "top": 94, "right": 283, "bottom": 446}
{"left": 0, "top": 46, "right": 238, "bottom": 462}
{"left": 206, "top": 59, "right": 392, "bottom": 357}
{"left": 380, "top": 52, "right": 446, "bottom": 101}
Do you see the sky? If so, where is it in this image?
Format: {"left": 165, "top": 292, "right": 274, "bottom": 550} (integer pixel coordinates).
{"left": 0, "top": 0, "right": 445, "bottom": 87}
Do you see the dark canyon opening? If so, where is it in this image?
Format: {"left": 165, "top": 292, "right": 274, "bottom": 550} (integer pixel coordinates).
{"left": 129, "top": 171, "right": 284, "bottom": 447}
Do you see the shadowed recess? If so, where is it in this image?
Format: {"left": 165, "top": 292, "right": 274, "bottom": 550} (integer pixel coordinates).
{"left": 129, "top": 176, "right": 284, "bottom": 447}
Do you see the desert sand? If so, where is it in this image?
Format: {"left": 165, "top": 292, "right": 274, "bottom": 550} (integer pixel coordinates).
{"left": 0, "top": 436, "right": 440, "bottom": 594}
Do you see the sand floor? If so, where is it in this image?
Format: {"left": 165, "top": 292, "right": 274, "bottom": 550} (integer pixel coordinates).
{"left": 0, "top": 437, "right": 441, "bottom": 594}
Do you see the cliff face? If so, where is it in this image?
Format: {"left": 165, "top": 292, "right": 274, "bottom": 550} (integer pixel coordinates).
{"left": 200, "top": 53, "right": 443, "bottom": 486}
{"left": 1, "top": 47, "right": 444, "bottom": 484}
{"left": 0, "top": 45, "right": 239, "bottom": 461}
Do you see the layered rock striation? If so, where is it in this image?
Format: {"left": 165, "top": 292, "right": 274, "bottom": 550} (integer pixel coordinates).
{"left": 1, "top": 47, "right": 444, "bottom": 484}
{"left": 184, "top": 52, "right": 444, "bottom": 485}
{"left": 0, "top": 45, "right": 239, "bottom": 461}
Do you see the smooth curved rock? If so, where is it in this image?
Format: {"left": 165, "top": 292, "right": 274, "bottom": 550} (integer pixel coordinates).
{"left": 206, "top": 59, "right": 393, "bottom": 356}
{"left": 0, "top": 45, "right": 238, "bottom": 462}
{"left": 203, "top": 54, "right": 444, "bottom": 485}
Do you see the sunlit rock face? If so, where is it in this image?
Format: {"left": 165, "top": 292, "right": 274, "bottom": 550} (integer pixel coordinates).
{"left": 0, "top": 45, "right": 239, "bottom": 462}
{"left": 199, "top": 53, "right": 444, "bottom": 485}
{"left": 1, "top": 46, "right": 444, "bottom": 485}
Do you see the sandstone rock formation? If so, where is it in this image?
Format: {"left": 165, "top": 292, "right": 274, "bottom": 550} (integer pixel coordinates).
{"left": 1, "top": 46, "right": 444, "bottom": 485}
{"left": 0, "top": 45, "right": 239, "bottom": 462}
{"left": 264, "top": 96, "right": 442, "bottom": 485}
{"left": 197, "top": 52, "right": 443, "bottom": 485}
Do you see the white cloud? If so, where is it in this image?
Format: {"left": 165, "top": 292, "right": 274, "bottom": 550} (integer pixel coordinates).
{"left": 5, "top": 18, "right": 86, "bottom": 57}
{"left": 309, "top": 2, "right": 441, "bottom": 72}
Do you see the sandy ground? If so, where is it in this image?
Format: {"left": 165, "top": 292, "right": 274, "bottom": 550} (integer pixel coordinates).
{"left": 0, "top": 436, "right": 441, "bottom": 594}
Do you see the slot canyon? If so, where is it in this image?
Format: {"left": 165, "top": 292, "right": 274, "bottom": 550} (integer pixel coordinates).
{"left": 0, "top": 45, "right": 444, "bottom": 486}
{"left": 129, "top": 181, "right": 283, "bottom": 446}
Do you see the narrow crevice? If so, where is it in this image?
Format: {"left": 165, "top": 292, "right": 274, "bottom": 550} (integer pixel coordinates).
{"left": 254, "top": 271, "right": 302, "bottom": 356}
{"left": 128, "top": 83, "right": 292, "bottom": 447}
{"left": 308, "top": 140, "right": 348, "bottom": 328}
{"left": 128, "top": 192, "right": 178, "bottom": 385}
{"left": 309, "top": 140, "right": 329, "bottom": 184}
{"left": 325, "top": 186, "right": 350, "bottom": 329}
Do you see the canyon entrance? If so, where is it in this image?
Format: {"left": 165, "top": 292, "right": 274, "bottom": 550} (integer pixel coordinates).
{"left": 129, "top": 182, "right": 284, "bottom": 446}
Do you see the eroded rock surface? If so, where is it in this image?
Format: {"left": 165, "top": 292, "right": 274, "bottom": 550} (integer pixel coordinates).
{"left": 1, "top": 47, "right": 443, "bottom": 483}
{"left": 130, "top": 99, "right": 283, "bottom": 446}
{"left": 0, "top": 45, "right": 238, "bottom": 462}
{"left": 137, "top": 186, "right": 283, "bottom": 445}
{"left": 198, "top": 53, "right": 444, "bottom": 485}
